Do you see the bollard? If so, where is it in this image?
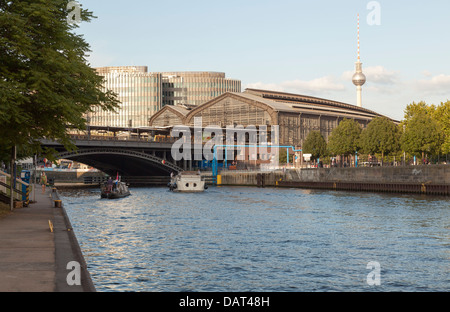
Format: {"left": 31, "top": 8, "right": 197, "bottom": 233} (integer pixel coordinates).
{"left": 54, "top": 200, "right": 62, "bottom": 208}
{"left": 421, "top": 184, "right": 427, "bottom": 194}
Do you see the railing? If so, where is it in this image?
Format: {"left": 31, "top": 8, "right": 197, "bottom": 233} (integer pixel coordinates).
{"left": 83, "top": 176, "right": 109, "bottom": 184}
{"left": 0, "top": 170, "right": 31, "bottom": 204}
{"left": 211, "top": 145, "right": 302, "bottom": 184}
{"left": 68, "top": 134, "right": 177, "bottom": 144}
{"left": 121, "top": 176, "right": 170, "bottom": 185}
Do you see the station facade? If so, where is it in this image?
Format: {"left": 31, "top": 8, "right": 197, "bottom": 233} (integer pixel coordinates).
{"left": 149, "top": 88, "right": 396, "bottom": 147}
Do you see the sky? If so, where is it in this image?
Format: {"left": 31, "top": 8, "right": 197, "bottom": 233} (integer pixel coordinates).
{"left": 75, "top": 0, "right": 450, "bottom": 121}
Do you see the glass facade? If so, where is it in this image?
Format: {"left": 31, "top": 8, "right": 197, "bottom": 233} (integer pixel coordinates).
{"left": 90, "top": 68, "right": 241, "bottom": 127}
{"left": 185, "top": 96, "right": 271, "bottom": 127}
{"left": 91, "top": 66, "right": 162, "bottom": 127}
{"left": 161, "top": 72, "right": 241, "bottom": 106}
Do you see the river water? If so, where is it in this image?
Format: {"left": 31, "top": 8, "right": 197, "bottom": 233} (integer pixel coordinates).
{"left": 59, "top": 186, "right": 449, "bottom": 292}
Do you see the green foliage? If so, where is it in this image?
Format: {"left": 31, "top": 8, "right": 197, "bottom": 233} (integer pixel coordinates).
{"left": 402, "top": 101, "right": 432, "bottom": 126}
{"left": 327, "top": 118, "right": 362, "bottom": 156}
{"left": 399, "top": 100, "right": 447, "bottom": 157}
{"left": 432, "top": 101, "right": 450, "bottom": 154}
{"left": 278, "top": 148, "right": 292, "bottom": 164}
{"left": 400, "top": 113, "right": 443, "bottom": 157}
{"left": 360, "top": 117, "right": 400, "bottom": 158}
{"left": 303, "top": 131, "right": 327, "bottom": 160}
{"left": 0, "top": 0, "right": 118, "bottom": 163}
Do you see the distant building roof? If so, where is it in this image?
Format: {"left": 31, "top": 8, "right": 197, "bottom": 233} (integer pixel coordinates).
{"left": 243, "top": 88, "right": 396, "bottom": 121}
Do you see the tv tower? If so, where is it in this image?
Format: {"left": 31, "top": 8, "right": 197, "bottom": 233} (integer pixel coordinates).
{"left": 352, "top": 14, "right": 366, "bottom": 108}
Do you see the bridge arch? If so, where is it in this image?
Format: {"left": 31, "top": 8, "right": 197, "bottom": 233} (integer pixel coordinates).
{"left": 57, "top": 148, "right": 183, "bottom": 177}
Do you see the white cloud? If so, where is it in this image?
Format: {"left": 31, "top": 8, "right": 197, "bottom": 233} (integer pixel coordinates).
{"left": 342, "top": 65, "right": 399, "bottom": 85}
{"left": 365, "top": 66, "right": 399, "bottom": 84}
{"left": 421, "top": 70, "right": 432, "bottom": 77}
{"left": 414, "top": 74, "right": 450, "bottom": 95}
{"left": 246, "top": 76, "right": 346, "bottom": 95}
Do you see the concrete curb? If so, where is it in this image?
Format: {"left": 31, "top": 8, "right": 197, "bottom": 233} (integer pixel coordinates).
{"left": 51, "top": 189, "right": 96, "bottom": 292}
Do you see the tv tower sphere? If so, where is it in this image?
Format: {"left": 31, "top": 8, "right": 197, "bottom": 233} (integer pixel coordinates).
{"left": 352, "top": 67, "right": 366, "bottom": 86}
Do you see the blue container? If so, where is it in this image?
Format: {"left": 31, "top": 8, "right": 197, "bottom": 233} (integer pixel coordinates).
{"left": 20, "top": 171, "right": 31, "bottom": 202}
{"left": 20, "top": 170, "right": 31, "bottom": 183}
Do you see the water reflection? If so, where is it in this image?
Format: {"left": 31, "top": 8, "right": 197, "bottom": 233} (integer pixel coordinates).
{"left": 59, "top": 186, "right": 450, "bottom": 292}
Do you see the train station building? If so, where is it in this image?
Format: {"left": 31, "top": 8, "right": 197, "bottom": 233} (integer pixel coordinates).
{"left": 149, "top": 88, "right": 396, "bottom": 147}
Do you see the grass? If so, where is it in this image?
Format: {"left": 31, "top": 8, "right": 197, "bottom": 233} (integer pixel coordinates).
{"left": 0, "top": 201, "right": 12, "bottom": 220}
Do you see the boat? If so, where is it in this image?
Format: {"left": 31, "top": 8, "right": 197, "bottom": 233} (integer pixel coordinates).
{"left": 168, "top": 171, "right": 208, "bottom": 192}
{"left": 101, "top": 180, "right": 131, "bottom": 199}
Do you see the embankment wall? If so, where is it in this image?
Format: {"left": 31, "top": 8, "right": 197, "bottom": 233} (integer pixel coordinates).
{"left": 43, "top": 171, "right": 107, "bottom": 184}
{"left": 217, "top": 165, "right": 449, "bottom": 195}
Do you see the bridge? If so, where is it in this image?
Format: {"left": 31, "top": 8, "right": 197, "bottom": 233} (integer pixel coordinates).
{"left": 39, "top": 125, "right": 287, "bottom": 184}
{"left": 40, "top": 127, "right": 189, "bottom": 178}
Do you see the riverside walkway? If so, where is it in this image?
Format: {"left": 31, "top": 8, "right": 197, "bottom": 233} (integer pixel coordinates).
{"left": 0, "top": 186, "right": 95, "bottom": 292}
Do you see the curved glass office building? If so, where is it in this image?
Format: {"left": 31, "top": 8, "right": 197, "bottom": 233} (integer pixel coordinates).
{"left": 161, "top": 72, "right": 241, "bottom": 106}
{"left": 90, "top": 67, "right": 241, "bottom": 127}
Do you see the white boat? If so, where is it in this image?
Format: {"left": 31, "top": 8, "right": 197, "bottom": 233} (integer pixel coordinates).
{"left": 168, "top": 171, "right": 208, "bottom": 192}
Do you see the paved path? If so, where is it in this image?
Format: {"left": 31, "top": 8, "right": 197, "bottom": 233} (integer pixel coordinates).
{"left": 0, "top": 186, "right": 95, "bottom": 292}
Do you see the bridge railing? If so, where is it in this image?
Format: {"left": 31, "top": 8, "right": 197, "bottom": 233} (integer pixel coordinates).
{"left": 83, "top": 176, "right": 109, "bottom": 184}
{"left": 68, "top": 134, "right": 178, "bottom": 144}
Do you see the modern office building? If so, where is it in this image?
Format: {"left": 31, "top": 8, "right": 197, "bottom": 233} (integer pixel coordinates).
{"left": 90, "top": 66, "right": 162, "bottom": 127}
{"left": 161, "top": 72, "right": 241, "bottom": 106}
{"left": 90, "top": 67, "right": 241, "bottom": 127}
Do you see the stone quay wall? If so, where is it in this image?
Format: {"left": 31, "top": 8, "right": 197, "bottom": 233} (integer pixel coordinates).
{"left": 217, "top": 165, "right": 449, "bottom": 195}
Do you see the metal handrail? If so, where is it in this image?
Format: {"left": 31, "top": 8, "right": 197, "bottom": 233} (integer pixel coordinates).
{"left": 0, "top": 181, "right": 25, "bottom": 196}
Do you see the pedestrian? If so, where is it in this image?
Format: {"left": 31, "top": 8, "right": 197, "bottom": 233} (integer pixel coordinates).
{"left": 107, "top": 177, "right": 113, "bottom": 192}
{"left": 41, "top": 172, "right": 47, "bottom": 194}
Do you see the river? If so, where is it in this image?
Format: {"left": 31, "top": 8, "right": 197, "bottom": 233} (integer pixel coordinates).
{"left": 59, "top": 186, "right": 449, "bottom": 292}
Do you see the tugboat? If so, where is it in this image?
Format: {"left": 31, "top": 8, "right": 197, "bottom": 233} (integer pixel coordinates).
{"left": 101, "top": 175, "right": 131, "bottom": 199}
{"left": 168, "top": 171, "right": 208, "bottom": 193}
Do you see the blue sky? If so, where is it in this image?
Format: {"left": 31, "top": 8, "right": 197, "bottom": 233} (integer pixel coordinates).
{"left": 76, "top": 0, "right": 450, "bottom": 121}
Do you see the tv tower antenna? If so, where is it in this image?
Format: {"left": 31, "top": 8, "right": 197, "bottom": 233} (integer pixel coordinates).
{"left": 352, "top": 14, "right": 366, "bottom": 108}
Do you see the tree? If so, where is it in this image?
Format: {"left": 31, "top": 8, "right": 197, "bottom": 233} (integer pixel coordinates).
{"left": 432, "top": 101, "right": 450, "bottom": 155}
{"left": 359, "top": 117, "right": 400, "bottom": 162}
{"left": 400, "top": 113, "right": 443, "bottom": 160}
{"left": 303, "top": 131, "right": 327, "bottom": 161}
{"left": 327, "top": 118, "right": 362, "bottom": 157}
{"left": 0, "top": 0, "right": 118, "bottom": 163}
{"left": 402, "top": 101, "right": 432, "bottom": 126}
